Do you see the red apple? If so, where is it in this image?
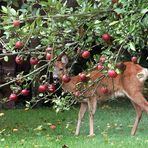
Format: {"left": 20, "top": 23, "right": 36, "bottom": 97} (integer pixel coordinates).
{"left": 112, "top": 0, "right": 118, "bottom": 4}
{"left": 78, "top": 73, "right": 87, "bottom": 82}
{"left": 13, "top": 20, "right": 20, "bottom": 27}
{"left": 100, "top": 87, "right": 108, "bottom": 94}
{"left": 21, "top": 89, "right": 29, "bottom": 96}
{"left": 99, "top": 55, "right": 106, "bottom": 63}
{"left": 50, "top": 124, "right": 56, "bottom": 130}
{"left": 74, "top": 91, "right": 81, "bottom": 97}
{"left": 108, "top": 69, "right": 118, "bottom": 78}
{"left": 97, "top": 63, "right": 104, "bottom": 70}
{"left": 30, "top": 57, "right": 38, "bottom": 65}
{"left": 46, "top": 47, "right": 53, "bottom": 52}
{"left": 101, "top": 34, "right": 112, "bottom": 42}
{"left": 15, "top": 41, "right": 23, "bottom": 49}
{"left": 9, "top": 93, "right": 18, "bottom": 101}
{"left": 48, "top": 84, "right": 56, "bottom": 93}
{"left": 38, "top": 84, "right": 47, "bottom": 93}
{"left": 46, "top": 53, "right": 52, "bottom": 61}
{"left": 131, "top": 56, "right": 137, "bottom": 64}
{"left": 81, "top": 51, "right": 90, "bottom": 59}
{"left": 116, "top": 62, "right": 126, "bottom": 71}
{"left": 15, "top": 56, "right": 23, "bottom": 64}
{"left": 62, "top": 75, "right": 71, "bottom": 83}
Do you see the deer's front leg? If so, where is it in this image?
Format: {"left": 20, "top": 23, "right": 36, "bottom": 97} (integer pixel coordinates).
{"left": 75, "top": 102, "right": 87, "bottom": 136}
{"left": 88, "top": 97, "right": 97, "bottom": 137}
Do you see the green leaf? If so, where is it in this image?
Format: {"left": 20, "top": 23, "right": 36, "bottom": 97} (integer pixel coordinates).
{"left": 116, "top": 68, "right": 122, "bottom": 74}
{"left": 9, "top": 8, "right": 17, "bottom": 16}
{"left": 129, "top": 42, "right": 136, "bottom": 51}
{"left": 4, "top": 56, "right": 9, "bottom": 62}
{"left": 109, "top": 21, "right": 119, "bottom": 26}
{"left": 3, "top": 25, "right": 13, "bottom": 30}
{"left": 114, "top": 8, "right": 125, "bottom": 14}
{"left": 39, "top": 93, "right": 44, "bottom": 97}
{"left": 1, "top": 6, "right": 8, "bottom": 14}
{"left": 39, "top": 1, "right": 48, "bottom": 7}
{"left": 141, "top": 9, "right": 148, "bottom": 14}
{"left": 129, "top": 24, "right": 136, "bottom": 33}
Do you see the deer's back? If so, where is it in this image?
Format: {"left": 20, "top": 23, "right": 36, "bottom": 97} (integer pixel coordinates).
{"left": 85, "top": 62, "right": 146, "bottom": 101}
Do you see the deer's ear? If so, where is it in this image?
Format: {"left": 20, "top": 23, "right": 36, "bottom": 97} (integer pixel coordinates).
{"left": 61, "top": 54, "right": 69, "bottom": 65}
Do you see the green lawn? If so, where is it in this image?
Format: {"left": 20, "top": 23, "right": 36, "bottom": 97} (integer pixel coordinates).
{"left": 0, "top": 100, "right": 147, "bottom": 148}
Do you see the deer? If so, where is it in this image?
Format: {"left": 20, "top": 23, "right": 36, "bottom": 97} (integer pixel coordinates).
{"left": 53, "top": 53, "right": 148, "bottom": 136}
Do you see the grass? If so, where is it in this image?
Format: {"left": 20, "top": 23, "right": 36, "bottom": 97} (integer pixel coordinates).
{"left": 0, "top": 99, "right": 148, "bottom": 148}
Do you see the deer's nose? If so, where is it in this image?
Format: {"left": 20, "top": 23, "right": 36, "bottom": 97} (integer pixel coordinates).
{"left": 53, "top": 77, "right": 59, "bottom": 83}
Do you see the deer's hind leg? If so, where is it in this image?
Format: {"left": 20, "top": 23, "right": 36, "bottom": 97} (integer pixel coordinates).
{"left": 131, "top": 101, "right": 143, "bottom": 136}
{"left": 125, "top": 91, "right": 148, "bottom": 135}
{"left": 126, "top": 91, "right": 148, "bottom": 114}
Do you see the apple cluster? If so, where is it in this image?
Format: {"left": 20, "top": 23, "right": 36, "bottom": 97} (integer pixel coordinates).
{"left": 10, "top": 19, "right": 138, "bottom": 102}
{"left": 9, "top": 83, "right": 56, "bottom": 102}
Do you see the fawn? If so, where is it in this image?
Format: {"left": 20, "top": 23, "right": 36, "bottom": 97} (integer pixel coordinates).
{"left": 53, "top": 54, "right": 148, "bottom": 136}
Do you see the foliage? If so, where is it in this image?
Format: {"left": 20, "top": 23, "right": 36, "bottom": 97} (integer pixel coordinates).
{"left": 0, "top": 0, "right": 148, "bottom": 110}
{"left": 52, "top": 92, "right": 76, "bottom": 112}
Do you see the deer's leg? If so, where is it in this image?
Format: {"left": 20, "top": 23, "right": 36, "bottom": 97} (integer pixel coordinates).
{"left": 75, "top": 102, "right": 87, "bottom": 136}
{"left": 88, "top": 97, "right": 97, "bottom": 136}
{"left": 125, "top": 91, "right": 148, "bottom": 135}
{"left": 126, "top": 92, "right": 148, "bottom": 114}
{"left": 131, "top": 101, "right": 143, "bottom": 136}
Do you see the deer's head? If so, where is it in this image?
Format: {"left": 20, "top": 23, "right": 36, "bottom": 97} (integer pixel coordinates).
{"left": 53, "top": 54, "right": 69, "bottom": 81}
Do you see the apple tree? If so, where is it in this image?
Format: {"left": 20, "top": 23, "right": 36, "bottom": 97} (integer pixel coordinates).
{"left": 0, "top": 0, "right": 147, "bottom": 111}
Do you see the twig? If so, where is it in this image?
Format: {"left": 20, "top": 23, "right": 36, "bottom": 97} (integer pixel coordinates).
{"left": 115, "top": 44, "right": 123, "bottom": 63}
{"left": 0, "top": 63, "right": 49, "bottom": 88}
{"left": 0, "top": 9, "right": 112, "bottom": 25}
